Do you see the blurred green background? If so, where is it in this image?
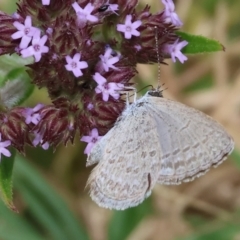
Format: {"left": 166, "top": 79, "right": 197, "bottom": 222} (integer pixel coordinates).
{"left": 1, "top": 0, "right": 240, "bottom": 239}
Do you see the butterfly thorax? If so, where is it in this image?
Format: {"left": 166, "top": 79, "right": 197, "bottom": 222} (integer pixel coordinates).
{"left": 120, "top": 90, "right": 164, "bottom": 120}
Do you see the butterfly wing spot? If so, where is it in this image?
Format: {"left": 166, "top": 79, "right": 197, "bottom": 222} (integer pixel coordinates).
{"left": 172, "top": 148, "right": 181, "bottom": 155}
{"left": 106, "top": 179, "right": 114, "bottom": 188}
{"left": 146, "top": 173, "right": 152, "bottom": 194}
{"left": 136, "top": 102, "right": 145, "bottom": 107}
{"left": 134, "top": 168, "right": 140, "bottom": 174}
{"left": 149, "top": 150, "right": 156, "bottom": 157}
{"left": 100, "top": 172, "right": 107, "bottom": 179}
{"left": 192, "top": 142, "right": 200, "bottom": 149}
{"left": 117, "top": 156, "right": 124, "bottom": 163}
{"left": 141, "top": 151, "right": 147, "bottom": 158}
{"left": 201, "top": 137, "right": 208, "bottom": 144}
{"left": 126, "top": 167, "right": 132, "bottom": 173}
{"left": 123, "top": 183, "right": 130, "bottom": 192}
{"left": 108, "top": 159, "right": 114, "bottom": 164}
{"left": 183, "top": 146, "right": 190, "bottom": 152}
{"left": 162, "top": 153, "right": 171, "bottom": 159}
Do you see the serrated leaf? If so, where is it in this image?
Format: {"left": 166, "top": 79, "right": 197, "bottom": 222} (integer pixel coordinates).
{"left": 0, "top": 149, "right": 16, "bottom": 211}
{"left": 177, "top": 32, "right": 224, "bottom": 54}
{"left": 1, "top": 68, "right": 34, "bottom": 108}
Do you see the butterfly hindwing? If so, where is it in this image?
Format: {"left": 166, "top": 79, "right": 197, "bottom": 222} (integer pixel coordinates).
{"left": 87, "top": 100, "right": 162, "bottom": 210}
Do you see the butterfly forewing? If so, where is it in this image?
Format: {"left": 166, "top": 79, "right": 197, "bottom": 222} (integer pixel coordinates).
{"left": 147, "top": 96, "right": 234, "bottom": 184}
{"left": 87, "top": 101, "right": 162, "bottom": 210}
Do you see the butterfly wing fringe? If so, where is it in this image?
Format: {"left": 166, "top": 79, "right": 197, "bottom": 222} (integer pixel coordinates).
{"left": 86, "top": 169, "right": 148, "bottom": 210}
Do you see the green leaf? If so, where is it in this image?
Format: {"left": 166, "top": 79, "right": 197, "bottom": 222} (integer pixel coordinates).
{"left": 230, "top": 150, "right": 240, "bottom": 169}
{"left": 0, "top": 55, "right": 34, "bottom": 107}
{"left": 177, "top": 32, "right": 224, "bottom": 54}
{"left": 178, "top": 222, "right": 240, "bottom": 240}
{"left": 200, "top": 0, "right": 220, "bottom": 15}
{"left": 0, "top": 200, "right": 43, "bottom": 240}
{"left": 0, "top": 149, "right": 16, "bottom": 211}
{"left": 0, "top": 0, "right": 18, "bottom": 14}
{"left": 182, "top": 74, "right": 214, "bottom": 93}
{"left": 1, "top": 68, "right": 34, "bottom": 107}
{"left": 108, "top": 197, "right": 153, "bottom": 240}
{"left": 0, "top": 54, "right": 32, "bottom": 80}
{"left": 14, "top": 155, "right": 89, "bottom": 240}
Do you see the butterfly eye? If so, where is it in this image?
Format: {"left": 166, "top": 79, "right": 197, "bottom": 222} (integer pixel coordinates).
{"left": 98, "top": 4, "right": 109, "bottom": 12}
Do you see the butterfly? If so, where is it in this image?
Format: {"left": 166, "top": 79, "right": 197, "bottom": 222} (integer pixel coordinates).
{"left": 86, "top": 89, "right": 234, "bottom": 210}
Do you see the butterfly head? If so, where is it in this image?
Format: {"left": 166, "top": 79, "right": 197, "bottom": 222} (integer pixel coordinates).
{"left": 147, "top": 88, "right": 164, "bottom": 98}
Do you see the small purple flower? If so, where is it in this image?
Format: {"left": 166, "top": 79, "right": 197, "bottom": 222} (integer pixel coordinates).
{"left": 11, "top": 16, "right": 39, "bottom": 49}
{"left": 65, "top": 53, "right": 88, "bottom": 77}
{"left": 23, "top": 104, "right": 44, "bottom": 125}
{"left": 72, "top": 2, "right": 98, "bottom": 28}
{"left": 46, "top": 28, "right": 53, "bottom": 35}
{"left": 164, "top": 40, "right": 188, "bottom": 63}
{"left": 0, "top": 134, "right": 11, "bottom": 162}
{"left": 87, "top": 103, "right": 94, "bottom": 110}
{"left": 20, "top": 31, "right": 49, "bottom": 62}
{"left": 93, "top": 72, "right": 124, "bottom": 102}
{"left": 117, "top": 15, "right": 142, "bottom": 39}
{"left": 33, "top": 131, "right": 49, "bottom": 150}
{"left": 12, "top": 12, "right": 21, "bottom": 19}
{"left": 162, "top": 0, "right": 183, "bottom": 27}
{"left": 80, "top": 128, "right": 102, "bottom": 155}
{"left": 134, "top": 45, "right": 142, "bottom": 51}
{"left": 42, "top": 0, "right": 50, "bottom": 5}
{"left": 99, "top": 47, "right": 120, "bottom": 72}
{"left": 108, "top": 3, "right": 119, "bottom": 15}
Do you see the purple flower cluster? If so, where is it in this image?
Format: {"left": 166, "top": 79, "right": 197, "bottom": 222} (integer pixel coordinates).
{"left": 0, "top": 0, "right": 188, "bottom": 158}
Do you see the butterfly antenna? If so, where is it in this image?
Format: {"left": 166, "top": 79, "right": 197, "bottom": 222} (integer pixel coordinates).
{"left": 154, "top": 26, "right": 161, "bottom": 91}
